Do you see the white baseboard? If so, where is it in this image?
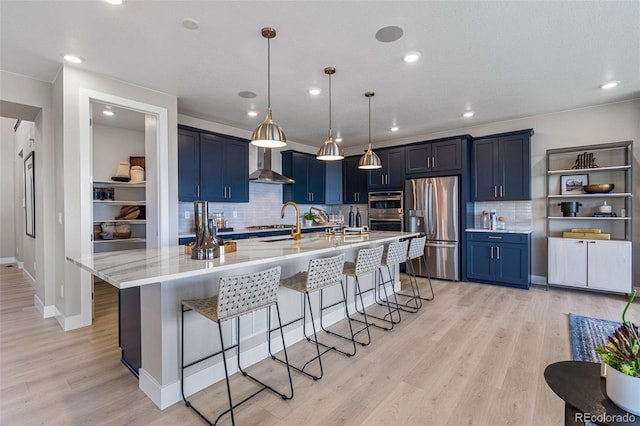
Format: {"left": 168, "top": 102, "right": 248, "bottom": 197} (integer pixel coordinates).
{"left": 0, "top": 256, "right": 17, "bottom": 265}
{"left": 33, "top": 294, "right": 57, "bottom": 318}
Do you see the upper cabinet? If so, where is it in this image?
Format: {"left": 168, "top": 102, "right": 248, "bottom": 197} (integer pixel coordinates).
{"left": 325, "top": 161, "right": 343, "bottom": 205}
{"left": 368, "top": 147, "right": 405, "bottom": 190}
{"left": 342, "top": 156, "right": 368, "bottom": 204}
{"left": 178, "top": 125, "right": 249, "bottom": 203}
{"left": 472, "top": 129, "right": 533, "bottom": 201}
{"left": 281, "top": 150, "right": 326, "bottom": 204}
{"left": 405, "top": 137, "right": 469, "bottom": 176}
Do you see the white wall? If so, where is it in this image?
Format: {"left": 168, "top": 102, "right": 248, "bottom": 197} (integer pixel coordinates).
{"left": 0, "top": 118, "right": 16, "bottom": 263}
{"left": 92, "top": 124, "right": 145, "bottom": 180}
{"left": 345, "top": 99, "right": 640, "bottom": 286}
{"left": 0, "top": 71, "right": 56, "bottom": 316}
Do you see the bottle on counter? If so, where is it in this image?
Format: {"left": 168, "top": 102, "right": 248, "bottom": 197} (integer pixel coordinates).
{"left": 481, "top": 210, "right": 490, "bottom": 229}
{"left": 348, "top": 206, "right": 355, "bottom": 227}
{"left": 356, "top": 207, "right": 362, "bottom": 227}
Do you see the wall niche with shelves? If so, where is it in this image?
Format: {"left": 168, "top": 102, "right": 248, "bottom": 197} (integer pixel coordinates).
{"left": 546, "top": 141, "right": 633, "bottom": 294}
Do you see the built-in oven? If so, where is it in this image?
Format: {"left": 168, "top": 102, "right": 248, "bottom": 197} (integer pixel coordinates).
{"left": 368, "top": 191, "right": 403, "bottom": 232}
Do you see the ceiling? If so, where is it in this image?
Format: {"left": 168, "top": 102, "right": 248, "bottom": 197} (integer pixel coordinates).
{"left": 1, "top": 1, "right": 639, "bottom": 149}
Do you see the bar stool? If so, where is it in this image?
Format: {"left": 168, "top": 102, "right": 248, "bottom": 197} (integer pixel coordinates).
{"left": 268, "top": 253, "right": 356, "bottom": 381}
{"left": 374, "top": 239, "right": 409, "bottom": 322}
{"left": 400, "top": 235, "right": 435, "bottom": 304}
{"left": 343, "top": 245, "right": 385, "bottom": 345}
{"left": 180, "top": 266, "right": 294, "bottom": 426}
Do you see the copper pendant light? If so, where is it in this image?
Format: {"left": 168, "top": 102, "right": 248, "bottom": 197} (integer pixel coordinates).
{"left": 316, "top": 67, "right": 344, "bottom": 161}
{"left": 251, "top": 27, "right": 287, "bottom": 148}
{"left": 358, "top": 91, "right": 382, "bottom": 169}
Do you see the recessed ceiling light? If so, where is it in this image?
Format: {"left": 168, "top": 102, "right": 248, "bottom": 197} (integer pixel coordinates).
{"left": 600, "top": 81, "right": 620, "bottom": 89}
{"left": 104, "top": 0, "right": 124, "bottom": 4}
{"left": 182, "top": 18, "right": 199, "bottom": 30}
{"left": 390, "top": 126, "right": 399, "bottom": 132}
{"left": 103, "top": 110, "right": 115, "bottom": 116}
{"left": 308, "top": 88, "right": 321, "bottom": 96}
{"left": 335, "top": 137, "right": 343, "bottom": 143}
{"left": 247, "top": 111, "right": 258, "bottom": 117}
{"left": 63, "top": 54, "right": 83, "bottom": 64}
{"left": 463, "top": 111, "right": 475, "bottom": 118}
{"left": 403, "top": 52, "right": 421, "bottom": 63}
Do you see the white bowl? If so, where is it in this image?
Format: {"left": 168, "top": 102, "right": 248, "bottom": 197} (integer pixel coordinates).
{"left": 598, "top": 205, "right": 612, "bottom": 213}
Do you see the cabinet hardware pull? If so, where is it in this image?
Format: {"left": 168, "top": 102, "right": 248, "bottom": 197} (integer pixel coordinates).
{"left": 228, "top": 187, "right": 231, "bottom": 199}
{"left": 500, "top": 185, "right": 504, "bottom": 198}
{"left": 432, "top": 156, "right": 436, "bottom": 168}
{"left": 490, "top": 247, "right": 494, "bottom": 259}
{"left": 577, "top": 240, "right": 584, "bottom": 243}
{"left": 496, "top": 247, "right": 500, "bottom": 260}
{"left": 488, "top": 236, "right": 502, "bottom": 239}
{"left": 427, "top": 157, "right": 430, "bottom": 169}
{"left": 493, "top": 186, "right": 497, "bottom": 198}
{"left": 196, "top": 185, "right": 200, "bottom": 198}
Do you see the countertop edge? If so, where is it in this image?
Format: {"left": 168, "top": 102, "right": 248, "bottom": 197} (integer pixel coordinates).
{"left": 465, "top": 228, "right": 532, "bottom": 234}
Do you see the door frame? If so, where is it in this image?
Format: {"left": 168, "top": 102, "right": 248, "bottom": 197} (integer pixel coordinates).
{"left": 78, "top": 88, "right": 170, "bottom": 326}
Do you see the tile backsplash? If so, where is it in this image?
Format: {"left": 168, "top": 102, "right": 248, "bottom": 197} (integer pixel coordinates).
{"left": 179, "top": 182, "right": 367, "bottom": 234}
{"left": 473, "top": 201, "right": 532, "bottom": 231}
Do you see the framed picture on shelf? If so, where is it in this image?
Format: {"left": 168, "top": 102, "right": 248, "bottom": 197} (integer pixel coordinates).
{"left": 560, "top": 174, "right": 588, "bottom": 195}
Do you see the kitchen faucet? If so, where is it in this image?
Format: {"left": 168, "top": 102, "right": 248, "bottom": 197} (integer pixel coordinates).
{"left": 281, "top": 201, "right": 302, "bottom": 240}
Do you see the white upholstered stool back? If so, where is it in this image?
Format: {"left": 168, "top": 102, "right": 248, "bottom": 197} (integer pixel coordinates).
{"left": 217, "top": 266, "right": 281, "bottom": 321}
{"left": 382, "top": 240, "right": 410, "bottom": 267}
{"left": 306, "top": 253, "right": 345, "bottom": 292}
{"left": 344, "top": 245, "right": 384, "bottom": 276}
{"left": 407, "top": 236, "right": 427, "bottom": 260}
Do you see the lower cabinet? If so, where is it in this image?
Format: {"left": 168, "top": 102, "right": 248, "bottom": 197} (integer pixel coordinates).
{"left": 466, "top": 232, "right": 530, "bottom": 289}
{"left": 547, "top": 237, "right": 631, "bottom": 294}
{"left": 119, "top": 287, "right": 141, "bottom": 377}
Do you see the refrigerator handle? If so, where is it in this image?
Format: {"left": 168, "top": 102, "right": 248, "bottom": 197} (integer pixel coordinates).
{"left": 427, "top": 181, "right": 434, "bottom": 235}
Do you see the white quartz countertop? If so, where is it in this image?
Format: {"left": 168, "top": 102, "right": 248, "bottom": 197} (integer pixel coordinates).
{"left": 68, "top": 231, "right": 418, "bottom": 289}
{"left": 465, "top": 228, "right": 532, "bottom": 234}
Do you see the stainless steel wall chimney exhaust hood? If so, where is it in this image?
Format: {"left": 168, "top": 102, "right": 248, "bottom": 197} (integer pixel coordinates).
{"left": 249, "top": 147, "right": 294, "bottom": 184}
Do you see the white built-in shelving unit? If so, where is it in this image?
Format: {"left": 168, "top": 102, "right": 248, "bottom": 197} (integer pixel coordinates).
{"left": 546, "top": 141, "right": 633, "bottom": 294}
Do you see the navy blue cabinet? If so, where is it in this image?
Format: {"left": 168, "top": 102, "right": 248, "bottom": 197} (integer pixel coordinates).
{"left": 281, "top": 151, "right": 326, "bottom": 204}
{"left": 325, "top": 161, "right": 343, "bottom": 205}
{"left": 178, "top": 126, "right": 249, "bottom": 202}
{"left": 342, "top": 156, "right": 368, "bottom": 204}
{"left": 472, "top": 129, "right": 532, "bottom": 201}
{"left": 466, "top": 232, "right": 530, "bottom": 289}
{"left": 405, "top": 137, "right": 466, "bottom": 176}
{"left": 368, "top": 147, "right": 405, "bottom": 190}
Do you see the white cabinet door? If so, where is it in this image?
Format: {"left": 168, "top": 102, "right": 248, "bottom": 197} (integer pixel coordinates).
{"left": 587, "top": 240, "right": 632, "bottom": 293}
{"left": 548, "top": 238, "right": 587, "bottom": 287}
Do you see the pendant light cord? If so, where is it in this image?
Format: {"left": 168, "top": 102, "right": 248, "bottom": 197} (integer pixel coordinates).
{"left": 328, "top": 73, "right": 332, "bottom": 132}
{"left": 267, "top": 37, "right": 271, "bottom": 109}
{"left": 368, "top": 95, "right": 372, "bottom": 149}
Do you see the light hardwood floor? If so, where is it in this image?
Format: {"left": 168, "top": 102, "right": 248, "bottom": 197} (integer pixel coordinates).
{"left": 1, "top": 264, "right": 636, "bottom": 425}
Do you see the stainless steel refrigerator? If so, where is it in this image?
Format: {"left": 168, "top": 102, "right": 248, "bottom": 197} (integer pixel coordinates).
{"left": 405, "top": 176, "right": 459, "bottom": 281}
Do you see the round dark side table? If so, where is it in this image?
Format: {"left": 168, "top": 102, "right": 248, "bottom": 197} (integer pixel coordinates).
{"left": 544, "top": 361, "right": 640, "bottom": 426}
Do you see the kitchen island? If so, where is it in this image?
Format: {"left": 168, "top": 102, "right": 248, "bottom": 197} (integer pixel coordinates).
{"left": 68, "top": 230, "right": 417, "bottom": 409}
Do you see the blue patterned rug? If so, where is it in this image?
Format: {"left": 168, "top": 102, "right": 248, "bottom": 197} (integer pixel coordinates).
{"left": 568, "top": 313, "right": 621, "bottom": 362}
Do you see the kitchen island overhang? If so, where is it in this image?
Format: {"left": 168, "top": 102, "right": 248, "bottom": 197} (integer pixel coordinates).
{"left": 68, "top": 230, "right": 418, "bottom": 409}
